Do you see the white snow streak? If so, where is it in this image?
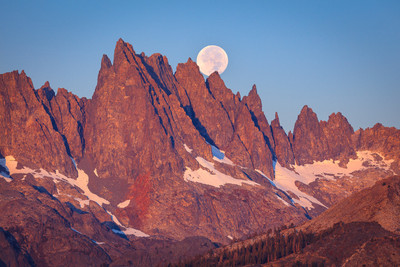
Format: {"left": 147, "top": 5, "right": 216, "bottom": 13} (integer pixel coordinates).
{"left": 273, "top": 164, "right": 327, "bottom": 209}
{"left": 3, "top": 155, "right": 149, "bottom": 238}
{"left": 184, "top": 156, "right": 258, "bottom": 188}
{"left": 117, "top": 199, "right": 131, "bottom": 208}
{"left": 3, "top": 156, "right": 109, "bottom": 206}
{"left": 106, "top": 210, "right": 149, "bottom": 237}
{"left": 184, "top": 144, "right": 193, "bottom": 153}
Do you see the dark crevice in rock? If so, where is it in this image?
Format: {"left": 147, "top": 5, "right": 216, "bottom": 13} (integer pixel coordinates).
{"left": 148, "top": 86, "right": 169, "bottom": 138}
{"left": 183, "top": 105, "right": 216, "bottom": 147}
{"left": 77, "top": 121, "right": 85, "bottom": 156}
{"left": 66, "top": 202, "right": 88, "bottom": 214}
{"left": 247, "top": 107, "right": 276, "bottom": 161}
{"left": 1, "top": 227, "right": 36, "bottom": 266}
{"left": 140, "top": 55, "right": 172, "bottom": 96}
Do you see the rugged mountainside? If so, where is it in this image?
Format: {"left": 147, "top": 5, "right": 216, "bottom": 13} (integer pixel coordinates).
{"left": 269, "top": 175, "right": 400, "bottom": 266}
{"left": 1, "top": 38, "right": 399, "bottom": 265}
{"left": 179, "top": 176, "right": 400, "bottom": 267}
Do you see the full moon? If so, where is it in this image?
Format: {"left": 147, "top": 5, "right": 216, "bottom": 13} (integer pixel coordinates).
{"left": 196, "top": 45, "right": 228, "bottom": 76}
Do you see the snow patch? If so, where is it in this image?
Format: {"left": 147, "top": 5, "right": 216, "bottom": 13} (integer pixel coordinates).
{"left": 3, "top": 156, "right": 109, "bottom": 207}
{"left": 274, "top": 163, "right": 327, "bottom": 209}
{"left": 93, "top": 168, "right": 99, "bottom": 177}
{"left": 257, "top": 166, "right": 326, "bottom": 209}
{"left": 3, "top": 155, "right": 148, "bottom": 238}
{"left": 275, "top": 193, "right": 290, "bottom": 206}
{"left": 74, "top": 198, "right": 90, "bottom": 208}
{"left": 184, "top": 156, "right": 258, "bottom": 188}
{"left": 106, "top": 210, "right": 149, "bottom": 237}
{"left": 70, "top": 157, "right": 77, "bottom": 169}
{"left": 255, "top": 169, "right": 276, "bottom": 187}
{"left": 293, "top": 151, "right": 394, "bottom": 182}
{"left": 259, "top": 151, "right": 394, "bottom": 210}
{"left": 71, "top": 227, "right": 83, "bottom": 235}
{"left": 211, "top": 145, "right": 234, "bottom": 166}
{"left": 73, "top": 168, "right": 110, "bottom": 206}
{"left": 227, "top": 235, "right": 233, "bottom": 240}
{"left": 117, "top": 199, "right": 131, "bottom": 208}
{"left": 184, "top": 144, "right": 193, "bottom": 153}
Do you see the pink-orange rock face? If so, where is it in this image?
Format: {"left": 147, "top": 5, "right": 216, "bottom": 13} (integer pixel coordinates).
{"left": 37, "top": 83, "right": 87, "bottom": 162}
{"left": 84, "top": 39, "right": 183, "bottom": 182}
{"left": 242, "top": 85, "right": 275, "bottom": 149}
{"left": 353, "top": 123, "right": 400, "bottom": 173}
{"left": 271, "top": 112, "right": 295, "bottom": 167}
{"left": 175, "top": 59, "right": 234, "bottom": 148}
{"left": 1, "top": 38, "right": 399, "bottom": 252}
{"left": 292, "top": 105, "right": 330, "bottom": 165}
{"left": 0, "top": 71, "right": 76, "bottom": 177}
{"left": 321, "top": 112, "right": 356, "bottom": 162}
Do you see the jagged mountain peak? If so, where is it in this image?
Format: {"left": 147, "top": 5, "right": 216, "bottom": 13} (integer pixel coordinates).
{"left": 41, "top": 81, "right": 51, "bottom": 89}
{"left": 273, "top": 112, "right": 280, "bottom": 124}
{"left": 1, "top": 39, "right": 400, "bottom": 266}
{"left": 175, "top": 57, "right": 199, "bottom": 76}
{"left": 113, "top": 38, "right": 136, "bottom": 67}
{"left": 101, "top": 54, "right": 112, "bottom": 69}
{"left": 249, "top": 83, "right": 258, "bottom": 95}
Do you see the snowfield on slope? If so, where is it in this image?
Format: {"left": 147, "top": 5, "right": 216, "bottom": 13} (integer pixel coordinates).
{"left": 183, "top": 144, "right": 257, "bottom": 188}
{"left": 293, "top": 151, "right": 394, "bottom": 181}
{"left": 184, "top": 156, "right": 259, "bottom": 188}
{"left": 258, "top": 151, "right": 394, "bottom": 209}
{"left": 2, "top": 155, "right": 149, "bottom": 238}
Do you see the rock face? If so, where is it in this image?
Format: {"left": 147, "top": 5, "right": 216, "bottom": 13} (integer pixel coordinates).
{"left": 242, "top": 85, "right": 274, "bottom": 150}
{"left": 81, "top": 39, "right": 292, "bottom": 240}
{"left": 300, "top": 176, "right": 400, "bottom": 234}
{"left": 274, "top": 175, "right": 400, "bottom": 266}
{"left": 1, "top": 38, "right": 400, "bottom": 265}
{"left": 292, "top": 105, "right": 330, "bottom": 165}
{"left": 0, "top": 71, "right": 76, "bottom": 177}
{"left": 193, "top": 176, "right": 400, "bottom": 267}
{"left": 270, "top": 112, "right": 295, "bottom": 167}
{"left": 354, "top": 123, "right": 400, "bottom": 173}
{"left": 320, "top": 112, "right": 356, "bottom": 163}
{"left": 37, "top": 83, "right": 87, "bottom": 162}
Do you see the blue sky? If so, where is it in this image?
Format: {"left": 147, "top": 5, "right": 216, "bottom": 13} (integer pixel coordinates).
{"left": 1, "top": 0, "right": 399, "bottom": 131}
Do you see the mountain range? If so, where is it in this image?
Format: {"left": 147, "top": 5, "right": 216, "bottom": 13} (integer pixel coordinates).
{"left": 0, "top": 39, "right": 399, "bottom": 266}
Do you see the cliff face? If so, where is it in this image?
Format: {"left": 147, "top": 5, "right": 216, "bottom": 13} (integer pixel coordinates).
{"left": 80, "top": 39, "right": 295, "bottom": 239}
{"left": 292, "top": 105, "right": 330, "bottom": 165}
{"left": 0, "top": 38, "right": 399, "bottom": 254}
{"left": 270, "top": 112, "right": 295, "bottom": 167}
{"left": 0, "top": 71, "right": 77, "bottom": 177}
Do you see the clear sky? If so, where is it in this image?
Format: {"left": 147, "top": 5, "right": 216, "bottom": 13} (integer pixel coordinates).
{"left": 1, "top": 0, "right": 399, "bottom": 131}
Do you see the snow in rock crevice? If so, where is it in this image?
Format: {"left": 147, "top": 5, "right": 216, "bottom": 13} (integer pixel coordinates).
{"left": 184, "top": 156, "right": 258, "bottom": 188}
{"left": 184, "top": 144, "right": 193, "bottom": 153}
{"left": 0, "top": 157, "right": 12, "bottom": 182}
{"left": 211, "top": 145, "right": 235, "bottom": 166}
{"left": 258, "top": 151, "right": 393, "bottom": 210}
{"left": 3, "top": 155, "right": 149, "bottom": 238}
{"left": 106, "top": 210, "right": 149, "bottom": 237}
{"left": 2, "top": 156, "right": 109, "bottom": 206}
